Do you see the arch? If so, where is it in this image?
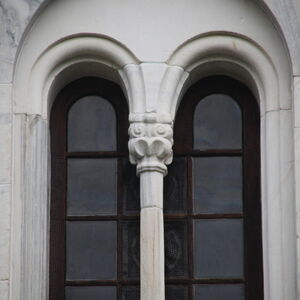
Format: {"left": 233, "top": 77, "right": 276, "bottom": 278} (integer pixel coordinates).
{"left": 160, "top": 33, "right": 291, "bottom": 117}
{"left": 160, "top": 33, "right": 296, "bottom": 300}
{"left": 11, "top": 34, "right": 141, "bottom": 300}
{"left": 13, "top": 34, "right": 141, "bottom": 118}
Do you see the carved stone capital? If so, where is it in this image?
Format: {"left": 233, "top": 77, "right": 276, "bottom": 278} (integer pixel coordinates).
{"left": 128, "top": 114, "right": 173, "bottom": 175}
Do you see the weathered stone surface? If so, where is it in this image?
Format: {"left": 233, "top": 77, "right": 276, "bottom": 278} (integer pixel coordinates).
{"left": 263, "top": 0, "right": 300, "bottom": 74}
{"left": 0, "top": 281, "right": 8, "bottom": 300}
{"left": 0, "top": 185, "right": 10, "bottom": 280}
{"left": 0, "top": 84, "right": 12, "bottom": 184}
{"left": 0, "top": 0, "right": 45, "bottom": 82}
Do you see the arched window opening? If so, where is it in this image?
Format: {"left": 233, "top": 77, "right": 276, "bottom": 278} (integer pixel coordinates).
{"left": 50, "top": 77, "right": 140, "bottom": 300}
{"left": 164, "top": 76, "right": 263, "bottom": 299}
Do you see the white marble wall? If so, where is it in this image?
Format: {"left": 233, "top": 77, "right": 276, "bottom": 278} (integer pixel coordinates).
{"left": 0, "top": 1, "right": 42, "bottom": 298}
{"left": 294, "top": 76, "right": 300, "bottom": 297}
{"left": 0, "top": 84, "right": 11, "bottom": 299}
{"left": 0, "top": 0, "right": 300, "bottom": 299}
{"left": 264, "top": 0, "right": 300, "bottom": 74}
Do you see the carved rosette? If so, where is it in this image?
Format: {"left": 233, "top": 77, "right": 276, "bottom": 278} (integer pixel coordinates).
{"left": 128, "top": 114, "right": 173, "bottom": 175}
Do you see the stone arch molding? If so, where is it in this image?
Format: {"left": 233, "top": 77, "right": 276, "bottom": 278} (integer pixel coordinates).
{"left": 11, "top": 34, "right": 143, "bottom": 300}
{"left": 11, "top": 30, "right": 295, "bottom": 300}
{"left": 161, "top": 33, "right": 291, "bottom": 116}
{"left": 13, "top": 34, "right": 142, "bottom": 118}
{"left": 159, "top": 33, "right": 295, "bottom": 300}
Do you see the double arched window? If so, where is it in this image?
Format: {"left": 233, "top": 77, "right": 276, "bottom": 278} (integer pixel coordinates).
{"left": 50, "top": 76, "right": 263, "bottom": 299}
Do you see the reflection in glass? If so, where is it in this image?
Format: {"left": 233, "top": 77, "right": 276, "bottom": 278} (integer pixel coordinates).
{"left": 194, "top": 284, "right": 245, "bottom": 300}
{"left": 194, "top": 219, "right": 244, "bottom": 278}
{"left": 122, "top": 286, "right": 140, "bottom": 300}
{"left": 165, "top": 221, "right": 188, "bottom": 278}
{"left": 66, "top": 286, "right": 116, "bottom": 300}
{"left": 166, "top": 285, "right": 189, "bottom": 300}
{"left": 193, "top": 157, "right": 243, "bottom": 213}
{"left": 123, "top": 221, "right": 140, "bottom": 279}
{"left": 164, "top": 158, "right": 187, "bottom": 214}
{"left": 194, "top": 94, "right": 242, "bottom": 149}
{"left": 123, "top": 160, "right": 140, "bottom": 214}
{"left": 66, "top": 221, "right": 117, "bottom": 280}
{"left": 68, "top": 95, "right": 116, "bottom": 152}
{"left": 67, "top": 158, "right": 117, "bottom": 216}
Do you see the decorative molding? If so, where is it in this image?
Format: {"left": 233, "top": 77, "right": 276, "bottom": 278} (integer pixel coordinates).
{"left": 14, "top": 34, "right": 139, "bottom": 118}
{"left": 128, "top": 114, "right": 173, "bottom": 175}
{"left": 165, "top": 33, "right": 291, "bottom": 117}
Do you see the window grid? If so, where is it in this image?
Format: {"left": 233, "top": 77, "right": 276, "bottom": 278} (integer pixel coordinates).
{"left": 50, "top": 77, "right": 139, "bottom": 300}
{"left": 171, "top": 76, "right": 263, "bottom": 300}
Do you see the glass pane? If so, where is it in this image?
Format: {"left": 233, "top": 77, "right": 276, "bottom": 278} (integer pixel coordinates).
{"left": 166, "top": 285, "right": 188, "bottom": 300}
{"left": 66, "top": 286, "right": 116, "bottom": 300}
{"left": 67, "top": 158, "right": 117, "bottom": 216}
{"left": 194, "top": 94, "right": 242, "bottom": 149}
{"left": 122, "top": 286, "right": 140, "bottom": 300}
{"left": 165, "top": 221, "right": 188, "bottom": 278}
{"left": 164, "top": 158, "right": 187, "bottom": 214}
{"left": 123, "top": 221, "right": 140, "bottom": 279}
{"left": 66, "top": 221, "right": 117, "bottom": 280}
{"left": 194, "top": 219, "right": 244, "bottom": 278}
{"left": 194, "top": 284, "right": 245, "bottom": 300}
{"left": 68, "top": 95, "right": 116, "bottom": 152}
{"left": 193, "top": 157, "right": 243, "bottom": 214}
{"left": 123, "top": 160, "right": 140, "bottom": 214}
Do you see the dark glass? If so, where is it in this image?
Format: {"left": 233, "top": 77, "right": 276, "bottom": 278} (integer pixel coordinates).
{"left": 193, "top": 94, "right": 242, "bottom": 149}
{"left": 65, "top": 286, "right": 116, "bottom": 300}
{"left": 194, "top": 219, "right": 244, "bottom": 278}
{"left": 66, "top": 221, "right": 117, "bottom": 280}
{"left": 194, "top": 284, "right": 245, "bottom": 300}
{"left": 123, "top": 160, "right": 140, "bottom": 214}
{"left": 193, "top": 157, "right": 243, "bottom": 214}
{"left": 68, "top": 95, "right": 116, "bottom": 152}
{"left": 165, "top": 221, "right": 188, "bottom": 278}
{"left": 164, "top": 158, "right": 187, "bottom": 214}
{"left": 166, "top": 285, "right": 188, "bottom": 300}
{"left": 122, "top": 287, "right": 140, "bottom": 300}
{"left": 67, "top": 158, "right": 117, "bottom": 216}
{"left": 123, "top": 221, "right": 140, "bottom": 279}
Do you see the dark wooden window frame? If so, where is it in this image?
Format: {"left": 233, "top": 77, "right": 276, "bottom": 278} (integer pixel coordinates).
{"left": 170, "top": 76, "right": 264, "bottom": 299}
{"left": 50, "top": 75, "right": 263, "bottom": 299}
{"left": 49, "top": 77, "right": 138, "bottom": 300}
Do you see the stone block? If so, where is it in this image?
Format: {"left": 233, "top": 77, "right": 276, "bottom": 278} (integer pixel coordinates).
{"left": 0, "top": 185, "right": 10, "bottom": 280}
{"left": 294, "top": 77, "right": 300, "bottom": 128}
{"left": 0, "top": 281, "right": 8, "bottom": 300}
{"left": 0, "top": 84, "right": 11, "bottom": 184}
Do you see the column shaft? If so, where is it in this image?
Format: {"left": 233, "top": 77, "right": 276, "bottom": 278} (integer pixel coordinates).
{"left": 140, "top": 171, "right": 165, "bottom": 300}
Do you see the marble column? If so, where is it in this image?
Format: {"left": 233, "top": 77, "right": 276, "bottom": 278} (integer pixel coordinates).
{"left": 128, "top": 113, "right": 173, "bottom": 300}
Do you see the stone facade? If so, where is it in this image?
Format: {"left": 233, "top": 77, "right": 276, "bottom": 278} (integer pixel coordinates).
{"left": 1, "top": 0, "right": 300, "bottom": 299}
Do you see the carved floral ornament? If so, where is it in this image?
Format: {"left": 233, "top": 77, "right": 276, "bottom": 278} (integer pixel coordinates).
{"left": 128, "top": 113, "right": 174, "bottom": 175}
